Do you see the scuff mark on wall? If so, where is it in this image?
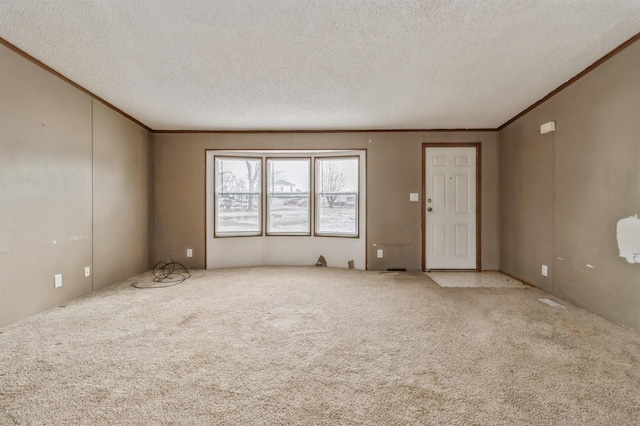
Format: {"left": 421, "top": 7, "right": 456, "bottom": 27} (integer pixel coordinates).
{"left": 52, "top": 235, "right": 90, "bottom": 245}
{"left": 616, "top": 215, "right": 640, "bottom": 264}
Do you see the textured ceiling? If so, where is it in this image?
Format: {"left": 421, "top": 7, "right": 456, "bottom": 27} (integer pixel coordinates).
{"left": 1, "top": 1, "right": 639, "bottom": 131}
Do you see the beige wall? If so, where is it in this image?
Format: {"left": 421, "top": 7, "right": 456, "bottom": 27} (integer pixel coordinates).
{"left": 367, "top": 132, "right": 499, "bottom": 271}
{"left": 93, "top": 101, "right": 152, "bottom": 290}
{"left": 0, "top": 44, "right": 152, "bottom": 327}
{"left": 0, "top": 44, "right": 93, "bottom": 327}
{"left": 499, "top": 39, "right": 640, "bottom": 330}
{"left": 153, "top": 131, "right": 499, "bottom": 271}
{"left": 499, "top": 100, "right": 555, "bottom": 292}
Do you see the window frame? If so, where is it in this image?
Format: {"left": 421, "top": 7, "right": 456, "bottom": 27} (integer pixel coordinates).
{"left": 213, "top": 155, "right": 263, "bottom": 238}
{"left": 314, "top": 155, "right": 360, "bottom": 238}
{"left": 265, "top": 156, "right": 313, "bottom": 236}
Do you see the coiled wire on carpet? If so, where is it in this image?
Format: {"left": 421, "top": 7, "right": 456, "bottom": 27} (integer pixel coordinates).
{"left": 132, "top": 260, "right": 191, "bottom": 289}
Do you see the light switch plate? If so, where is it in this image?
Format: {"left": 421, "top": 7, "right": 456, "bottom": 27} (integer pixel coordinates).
{"left": 54, "top": 273, "right": 62, "bottom": 288}
{"left": 410, "top": 193, "right": 419, "bottom": 202}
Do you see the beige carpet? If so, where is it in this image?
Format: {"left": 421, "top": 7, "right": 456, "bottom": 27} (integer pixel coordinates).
{"left": 1, "top": 267, "right": 639, "bottom": 425}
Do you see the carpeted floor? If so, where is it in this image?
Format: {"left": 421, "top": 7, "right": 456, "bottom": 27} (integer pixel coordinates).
{"left": 1, "top": 267, "right": 639, "bottom": 425}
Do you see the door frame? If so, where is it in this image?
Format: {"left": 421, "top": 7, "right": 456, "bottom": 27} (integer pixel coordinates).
{"left": 422, "top": 143, "right": 481, "bottom": 271}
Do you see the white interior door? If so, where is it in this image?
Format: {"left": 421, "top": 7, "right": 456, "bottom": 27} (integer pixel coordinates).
{"left": 425, "top": 146, "right": 477, "bottom": 270}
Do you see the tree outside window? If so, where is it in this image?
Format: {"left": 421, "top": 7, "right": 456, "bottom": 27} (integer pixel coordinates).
{"left": 215, "top": 157, "right": 262, "bottom": 235}
{"left": 316, "top": 157, "right": 359, "bottom": 236}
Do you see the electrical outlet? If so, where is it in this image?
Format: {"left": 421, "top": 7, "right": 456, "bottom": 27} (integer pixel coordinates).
{"left": 54, "top": 273, "right": 62, "bottom": 288}
{"left": 377, "top": 249, "right": 384, "bottom": 258}
{"left": 541, "top": 265, "right": 548, "bottom": 277}
{"left": 84, "top": 266, "right": 91, "bottom": 277}
{"left": 186, "top": 248, "right": 193, "bottom": 258}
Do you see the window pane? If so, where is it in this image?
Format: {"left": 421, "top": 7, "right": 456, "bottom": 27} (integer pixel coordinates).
{"left": 215, "top": 157, "right": 262, "bottom": 235}
{"left": 316, "top": 157, "right": 359, "bottom": 236}
{"left": 267, "top": 158, "right": 311, "bottom": 234}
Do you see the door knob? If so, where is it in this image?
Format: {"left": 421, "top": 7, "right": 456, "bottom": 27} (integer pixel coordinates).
{"left": 427, "top": 207, "right": 433, "bottom": 212}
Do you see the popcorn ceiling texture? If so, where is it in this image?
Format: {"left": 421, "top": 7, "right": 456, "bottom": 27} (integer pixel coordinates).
{"left": 1, "top": 1, "right": 639, "bottom": 130}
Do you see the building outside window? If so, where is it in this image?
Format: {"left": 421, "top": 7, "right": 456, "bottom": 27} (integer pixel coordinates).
{"left": 267, "top": 158, "right": 311, "bottom": 235}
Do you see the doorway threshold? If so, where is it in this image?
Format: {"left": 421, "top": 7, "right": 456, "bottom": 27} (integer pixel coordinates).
{"left": 426, "top": 271, "right": 526, "bottom": 288}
